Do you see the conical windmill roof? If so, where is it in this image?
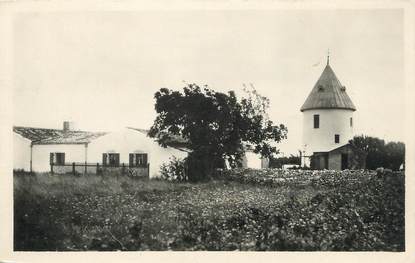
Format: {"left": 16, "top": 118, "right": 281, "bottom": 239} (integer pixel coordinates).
{"left": 300, "top": 63, "right": 356, "bottom": 112}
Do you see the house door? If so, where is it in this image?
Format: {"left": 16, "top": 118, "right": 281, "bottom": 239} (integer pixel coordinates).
{"left": 322, "top": 155, "right": 328, "bottom": 169}
{"left": 341, "top": 153, "right": 348, "bottom": 170}
{"left": 317, "top": 154, "right": 328, "bottom": 170}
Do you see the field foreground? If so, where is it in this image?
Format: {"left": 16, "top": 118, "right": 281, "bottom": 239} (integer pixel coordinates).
{"left": 14, "top": 169, "right": 404, "bottom": 251}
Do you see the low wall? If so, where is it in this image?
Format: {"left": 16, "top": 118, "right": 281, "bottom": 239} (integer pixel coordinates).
{"left": 51, "top": 163, "right": 98, "bottom": 175}
{"left": 51, "top": 163, "right": 149, "bottom": 178}
{"left": 217, "top": 168, "right": 381, "bottom": 187}
{"left": 101, "top": 166, "right": 148, "bottom": 178}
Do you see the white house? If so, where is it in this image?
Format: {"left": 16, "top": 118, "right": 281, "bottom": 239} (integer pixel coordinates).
{"left": 13, "top": 122, "right": 188, "bottom": 178}
{"left": 300, "top": 56, "right": 360, "bottom": 170}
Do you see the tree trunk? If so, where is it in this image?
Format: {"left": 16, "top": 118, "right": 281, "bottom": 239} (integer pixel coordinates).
{"left": 187, "top": 151, "right": 215, "bottom": 182}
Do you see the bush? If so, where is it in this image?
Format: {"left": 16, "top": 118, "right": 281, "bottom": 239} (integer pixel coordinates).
{"left": 159, "top": 157, "right": 188, "bottom": 182}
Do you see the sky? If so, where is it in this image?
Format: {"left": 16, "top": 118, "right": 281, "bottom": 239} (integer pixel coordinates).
{"left": 13, "top": 9, "right": 404, "bottom": 155}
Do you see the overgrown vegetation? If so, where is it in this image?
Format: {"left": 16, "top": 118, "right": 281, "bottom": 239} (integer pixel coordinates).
{"left": 14, "top": 169, "right": 404, "bottom": 251}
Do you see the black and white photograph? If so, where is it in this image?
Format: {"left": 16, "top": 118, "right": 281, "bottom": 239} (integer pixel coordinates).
{"left": 1, "top": 0, "right": 414, "bottom": 261}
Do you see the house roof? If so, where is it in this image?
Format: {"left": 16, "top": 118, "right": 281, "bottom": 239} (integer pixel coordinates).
{"left": 311, "top": 143, "right": 357, "bottom": 155}
{"left": 127, "top": 127, "right": 191, "bottom": 152}
{"left": 329, "top": 143, "right": 357, "bottom": 153}
{"left": 300, "top": 62, "right": 356, "bottom": 112}
{"left": 13, "top": 126, "right": 107, "bottom": 145}
{"left": 127, "top": 127, "right": 189, "bottom": 146}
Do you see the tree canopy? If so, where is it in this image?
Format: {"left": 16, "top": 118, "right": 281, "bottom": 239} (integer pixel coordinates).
{"left": 349, "top": 135, "right": 405, "bottom": 171}
{"left": 149, "top": 84, "right": 288, "bottom": 181}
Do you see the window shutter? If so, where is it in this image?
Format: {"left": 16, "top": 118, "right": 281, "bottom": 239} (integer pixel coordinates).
{"left": 50, "top": 153, "right": 54, "bottom": 164}
{"left": 143, "top": 154, "right": 148, "bottom": 165}
{"left": 129, "top": 154, "right": 134, "bottom": 167}
{"left": 115, "top": 154, "right": 120, "bottom": 166}
{"left": 56, "top": 153, "right": 65, "bottom": 165}
{"left": 102, "top": 153, "right": 107, "bottom": 166}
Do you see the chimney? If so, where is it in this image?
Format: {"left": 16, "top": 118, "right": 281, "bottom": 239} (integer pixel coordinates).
{"left": 63, "top": 121, "right": 75, "bottom": 132}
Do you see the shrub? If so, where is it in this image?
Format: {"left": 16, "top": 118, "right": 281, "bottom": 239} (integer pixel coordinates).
{"left": 159, "top": 157, "right": 188, "bottom": 182}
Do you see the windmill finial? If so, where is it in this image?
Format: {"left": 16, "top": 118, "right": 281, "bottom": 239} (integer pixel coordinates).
{"left": 327, "top": 49, "right": 330, "bottom": 65}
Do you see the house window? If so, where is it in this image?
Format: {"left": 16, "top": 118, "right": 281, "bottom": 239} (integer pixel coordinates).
{"left": 102, "top": 153, "right": 120, "bottom": 166}
{"left": 350, "top": 117, "right": 353, "bottom": 127}
{"left": 50, "top": 152, "right": 65, "bottom": 165}
{"left": 129, "top": 153, "right": 148, "bottom": 167}
{"left": 335, "top": 134, "right": 340, "bottom": 144}
{"left": 313, "top": 114, "right": 320, "bottom": 129}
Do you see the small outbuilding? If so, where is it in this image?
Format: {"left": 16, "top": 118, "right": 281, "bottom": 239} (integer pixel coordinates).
{"left": 310, "top": 143, "right": 364, "bottom": 170}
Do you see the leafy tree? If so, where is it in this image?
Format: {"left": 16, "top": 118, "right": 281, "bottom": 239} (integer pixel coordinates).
{"left": 349, "top": 135, "right": 405, "bottom": 170}
{"left": 149, "top": 84, "right": 288, "bottom": 181}
{"left": 384, "top": 141, "right": 405, "bottom": 171}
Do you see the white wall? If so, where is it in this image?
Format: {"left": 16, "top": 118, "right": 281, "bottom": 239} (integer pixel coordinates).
{"left": 245, "top": 152, "right": 261, "bottom": 169}
{"left": 302, "top": 109, "right": 354, "bottom": 156}
{"left": 87, "top": 128, "right": 188, "bottom": 178}
{"left": 32, "top": 144, "right": 86, "bottom": 172}
{"left": 245, "top": 152, "right": 269, "bottom": 169}
{"left": 13, "top": 133, "right": 31, "bottom": 171}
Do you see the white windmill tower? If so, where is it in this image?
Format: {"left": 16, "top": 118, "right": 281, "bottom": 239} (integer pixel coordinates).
{"left": 300, "top": 53, "right": 356, "bottom": 169}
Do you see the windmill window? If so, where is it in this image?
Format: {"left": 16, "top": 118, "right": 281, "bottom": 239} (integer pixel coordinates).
{"left": 341, "top": 86, "right": 346, "bottom": 91}
{"left": 313, "top": 114, "right": 320, "bottom": 128}
{"left": 318, "top": 85, "right": 324, "bottom": 92}
{"left": 335, "top": 134, "right": 340, "bottom": 144}
{"left": 350, "top": 117, "right": 353, "bottom": 127}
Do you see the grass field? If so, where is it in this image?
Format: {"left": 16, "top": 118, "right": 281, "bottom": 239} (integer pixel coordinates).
{"left": 13, "top": 169, "right": 404, "bottom": 251}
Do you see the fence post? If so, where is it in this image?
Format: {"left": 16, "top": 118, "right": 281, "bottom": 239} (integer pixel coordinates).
{"left": 96, "top": 163, "right": 99, "bottom": 175}
{"left": 72, "top": 162, "right": 75, "bottom": 176}
{"left": 147, "top": 163, "right": 150, "bottom": 179}
{"left": 85, "top": 161, "right": 87, "bottom": 175}
{"left": 122, "top": 163, "right": 125, "bottom": 176}
{"left": 50, "top": 163, "right": 54, "bottom": 175}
